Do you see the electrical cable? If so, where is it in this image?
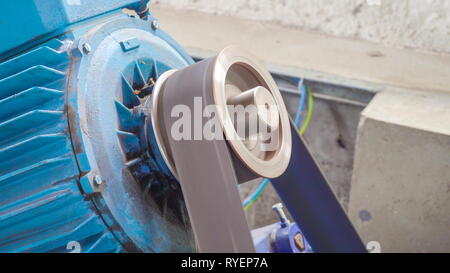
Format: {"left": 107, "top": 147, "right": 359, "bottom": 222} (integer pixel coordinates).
{"left": 294, "top": 79, "right": 307, "bottom": 128}
{"left": 300, "top": 86, "right": 314, "bottom": 136}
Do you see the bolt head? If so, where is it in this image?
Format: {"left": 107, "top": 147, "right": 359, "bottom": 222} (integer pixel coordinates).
{"left": 93, "top": 175, "right": 102, "bottom": 186}
{"left": 151, "top": 20, "right": 159, "bottom": 30}
{"left": 294, "top": 233, "right": 306, "bottom": 252}
{"left": 272, "top": 203, "right": 283, "bottom": 211}
{"left": 82, "top": 43, "right": 91, "bottom": 54}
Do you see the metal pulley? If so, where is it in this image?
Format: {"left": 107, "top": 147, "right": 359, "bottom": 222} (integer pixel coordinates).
{"left": 148, "top": 46, "right": 292, "bottom": 252}
{"left": 150, "top": 46, "right": 292, "bottom": 181}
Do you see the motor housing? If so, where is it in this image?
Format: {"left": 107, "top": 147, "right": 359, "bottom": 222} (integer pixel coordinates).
{"left": 0, "top": 0, "right": 195, "bottom": 253}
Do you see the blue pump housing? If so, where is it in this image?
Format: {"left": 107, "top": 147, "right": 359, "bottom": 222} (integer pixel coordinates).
{"left": 0, "top": 0, "right": 196, "bottom": 253}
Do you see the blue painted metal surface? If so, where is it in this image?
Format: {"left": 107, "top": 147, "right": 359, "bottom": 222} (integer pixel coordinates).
{"left": 271, "top": 223, "right": 312, "bottom": 253}
{"left": 0, "top": 0, "right": 147, "bottom": 61}
{"left": 252, "top": 223, "right": 312, "bottom": 253}
{"left": 0, "top": 0, "right": 196, "bottom": 253}
{"left": 66, "top": 14, "right": 195, "bottom": 252}
{"left": 0, "top": 39, "right": 122, "bottom": 253}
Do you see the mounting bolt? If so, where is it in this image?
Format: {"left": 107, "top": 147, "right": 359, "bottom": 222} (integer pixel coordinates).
{"left": 272, "top": 203, "right": 289, "bottom": 228}
{"left": 151, "top": 19, "right": 159, "bottom": 30}
{"left": 82, "top": 43, "right": 92, "bottom": 54}
{"left": 93, "top": 175, "right": 103, "bottom": 186}
{"left": 294, "top": 233, "right": 306, "bottom": 252}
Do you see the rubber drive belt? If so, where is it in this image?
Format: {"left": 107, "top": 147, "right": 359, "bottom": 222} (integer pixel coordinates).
{"left": 158, "top": 58, "right": 255, "bottom": 253}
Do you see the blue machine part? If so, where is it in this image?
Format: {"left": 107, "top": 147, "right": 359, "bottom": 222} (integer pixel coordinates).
{"left": 0, "top": 37, "right": 122, "bottom": 253}
{"left": 0, "top": 0, "right": 148, "bottom": 61}
{"left": 252, "top": 223, "right": 312, "bottom": 253}
{"left": 0, "top": 0, "right": 197, "bottom": 253}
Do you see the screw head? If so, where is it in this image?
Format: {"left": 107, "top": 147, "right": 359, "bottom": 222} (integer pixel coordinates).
{"left": 272, "top": 203, "right": 289, "bottom": 227}
{"left": 151, "top": 20, "right": 159, "bottom": 30}
{"left": 272, "top": 203, "right": 283, "bottom": 211}
{"left": 82, "top": 43, "right": 91, "bottom": 54}
{"left": 93, "top": 175, "right": 103, "bottom": 186}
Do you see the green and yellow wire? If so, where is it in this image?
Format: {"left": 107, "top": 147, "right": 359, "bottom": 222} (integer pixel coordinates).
{"left": 299, "top": 87, "right": 314, "bottom": 135}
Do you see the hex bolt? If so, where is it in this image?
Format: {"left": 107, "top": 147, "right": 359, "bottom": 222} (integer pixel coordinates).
{"left": 93, "top": 175, "right": 103, "bottom": 186}
{"left": 272, "top": 203, "right": 289, "bottom": 228}
{"left": 82, "top": 43, "right": 91, "bottom": 54}
{"left": 151, "top": 19, "right": 159, "bottom": 30}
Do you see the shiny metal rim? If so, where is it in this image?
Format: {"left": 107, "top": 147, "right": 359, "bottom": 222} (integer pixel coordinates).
{"left": 212, "top": 46, "right": 292, "bottom": 178}
{"left": 150, "top": 69, "right": 180, "bottom": 180}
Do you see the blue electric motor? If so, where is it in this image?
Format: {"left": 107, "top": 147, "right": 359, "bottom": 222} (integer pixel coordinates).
{"left": 0, "top": 0, "right": 196, "bottom": 253}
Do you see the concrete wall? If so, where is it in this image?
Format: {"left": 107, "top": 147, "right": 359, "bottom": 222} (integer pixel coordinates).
{"left": 155, "top": 0, "right": 450, "bottom": 54}
{"left": 349, "top": 88, "right": 450, "bottom": 252}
